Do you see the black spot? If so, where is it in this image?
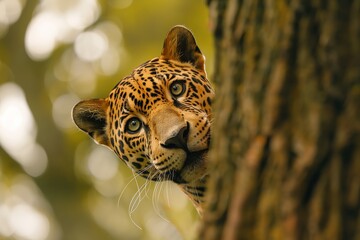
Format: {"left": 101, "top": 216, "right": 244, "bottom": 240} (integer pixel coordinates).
{"left": 204, "top": 84, "right": 211, "bottom": 93}
{"left": 191, "top": 93, "right": 199, "bottom": 99}
{"left": 189, "top": 82, "right": 198, "bottom": 93}
{"left": 138, "top": 100, "right": 143, "bottom": 108}
{"left": 119, "top": 141, "right": 124, "bottom": 153}
{"left": 192, "top": 77, "right": 201, "bottom": 84}
{"left": 122, "top": 155, "right": 129, "bottom": 162}
{"left": 136, "top": 158, "right": 144, "bottom": 162}
{"left": 182, "top": 73, "right": 189, "bottom": 78}
{"left": 132, "top": 162, "right": 142, "bottom": 169}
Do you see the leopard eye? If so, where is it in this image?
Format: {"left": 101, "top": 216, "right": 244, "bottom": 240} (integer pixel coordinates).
{"left": 126, "top": 117, "right": 142, "bottom": 133}
{"left": 170, "top": 81, "right": 185, "bottom": 97}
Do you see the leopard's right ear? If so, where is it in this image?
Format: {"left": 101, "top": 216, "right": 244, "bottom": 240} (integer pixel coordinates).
{"left": 72, "top": 99, "right": 110, "bottom": 146}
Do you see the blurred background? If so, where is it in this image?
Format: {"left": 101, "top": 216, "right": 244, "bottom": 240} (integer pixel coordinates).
{"left": 0, "top": 0, "right": 213, "bottom": 239}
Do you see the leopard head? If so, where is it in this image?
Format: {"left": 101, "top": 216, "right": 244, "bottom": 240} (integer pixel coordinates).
{"left": 72, "top": 26, "right": 214, "bottom": 207}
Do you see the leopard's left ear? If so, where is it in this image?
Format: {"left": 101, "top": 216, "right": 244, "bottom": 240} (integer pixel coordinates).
{"left": 161, "top": 25, "right": 205, "bottom": 73}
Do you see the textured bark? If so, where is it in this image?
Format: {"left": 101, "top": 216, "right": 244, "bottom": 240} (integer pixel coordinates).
{"left": 201, "top": 0, "right": 360, "bottom": 239}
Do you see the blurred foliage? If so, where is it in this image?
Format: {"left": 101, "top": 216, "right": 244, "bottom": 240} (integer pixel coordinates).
{"left": 0, "top": 0, "right": 213, "bottom": 239}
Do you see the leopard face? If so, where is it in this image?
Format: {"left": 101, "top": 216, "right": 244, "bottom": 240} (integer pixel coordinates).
{"left": 72, "top": 26, "right": 214, "bottom": 208}
{"left": 107, "top": 58, "right": 213, "bottom": 184}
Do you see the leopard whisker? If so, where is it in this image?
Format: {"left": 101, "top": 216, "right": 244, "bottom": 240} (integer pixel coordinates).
{"left": 128, "top": 204, "right": 142, "bottom": 230}
{"left": 152, "top": 174, "right": 162, "bottom": 214}
{"left": 126, "top": 166, "right": 156, "bottom": 230}
{"left": 117, "top": 164, "right": 153, "bottom": 207}
{"left": 152, "top": 173, "right": 169, "bottom": 223}
{"left": 129, "top": 180, "right": 149, "bottom": 214}
{"left": 165, "top": 172, "right": 172, "bottom": 207}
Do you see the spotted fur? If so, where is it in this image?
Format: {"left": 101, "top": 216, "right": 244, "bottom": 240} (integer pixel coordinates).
{"left": 72, "top": 26, "right": 214, "bottom": 213}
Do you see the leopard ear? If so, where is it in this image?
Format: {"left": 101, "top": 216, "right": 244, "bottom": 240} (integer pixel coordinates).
{"left": 72, "top": 99, "right": 110, "bottom": 146}
{"left": 161, "top": 25, "right": 205, "bottom": 72}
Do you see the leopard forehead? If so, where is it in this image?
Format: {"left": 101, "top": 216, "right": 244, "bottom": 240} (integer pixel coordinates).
{"left": 108, "top": 57, "right": 212, "bottom": 118}
{"left": 105, "top": 57, "right": 213, "bottom": 177}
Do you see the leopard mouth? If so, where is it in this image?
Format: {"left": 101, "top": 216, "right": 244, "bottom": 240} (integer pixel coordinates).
{"left": 170, "top": 149, "right": 208, "bottom": 184}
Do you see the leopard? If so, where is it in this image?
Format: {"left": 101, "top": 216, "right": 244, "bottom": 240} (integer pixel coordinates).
{"left": 72, "top": 25, "right": 214, "bottom": 214}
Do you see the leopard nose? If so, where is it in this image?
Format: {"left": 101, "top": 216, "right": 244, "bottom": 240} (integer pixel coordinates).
{"left": 162, "top": 122, "right": 189, "bottom": 150}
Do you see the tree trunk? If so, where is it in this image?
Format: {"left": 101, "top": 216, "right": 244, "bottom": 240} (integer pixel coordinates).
{"left": 201, "top": 0, "right": 360, "bottom": 239}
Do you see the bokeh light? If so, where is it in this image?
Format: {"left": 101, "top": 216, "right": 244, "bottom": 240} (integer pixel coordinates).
{"left": 63, "top": 0, "right": 100, "bottom": 30}
{"left": 52, "top": 93, "right": 80, "bottom": 129}
{"left": 9, "top": 203, "right": 50, "bottom": 240}
{"left": 0, "top": 0, "right": 24, "bottom": 37}
{"left": 0, "top": 0, "right": 23, "bottom": 25}
{"left": 0, "top": 175, "right": 61, "bottom": 240}
{"left": 87, "top": 147, "right": 119, "bottom": 181}
{"left": 1, "top": 0, "right": 212, "bottom": 239}
{"left": 75, "top": 31, "right": 108, "bottom": 62}
{"left": 25, "top": 12, "right": 64, "bottom": 60}
{"left": 0, "top": 83, "right": 48, "bottom": 177}
{"left": 25, "top": 0, "right": 100, "bottom": 60}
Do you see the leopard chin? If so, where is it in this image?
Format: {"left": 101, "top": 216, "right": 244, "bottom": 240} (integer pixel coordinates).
{"left": 170, "top": 149, "right": 208, "bottom": 184}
